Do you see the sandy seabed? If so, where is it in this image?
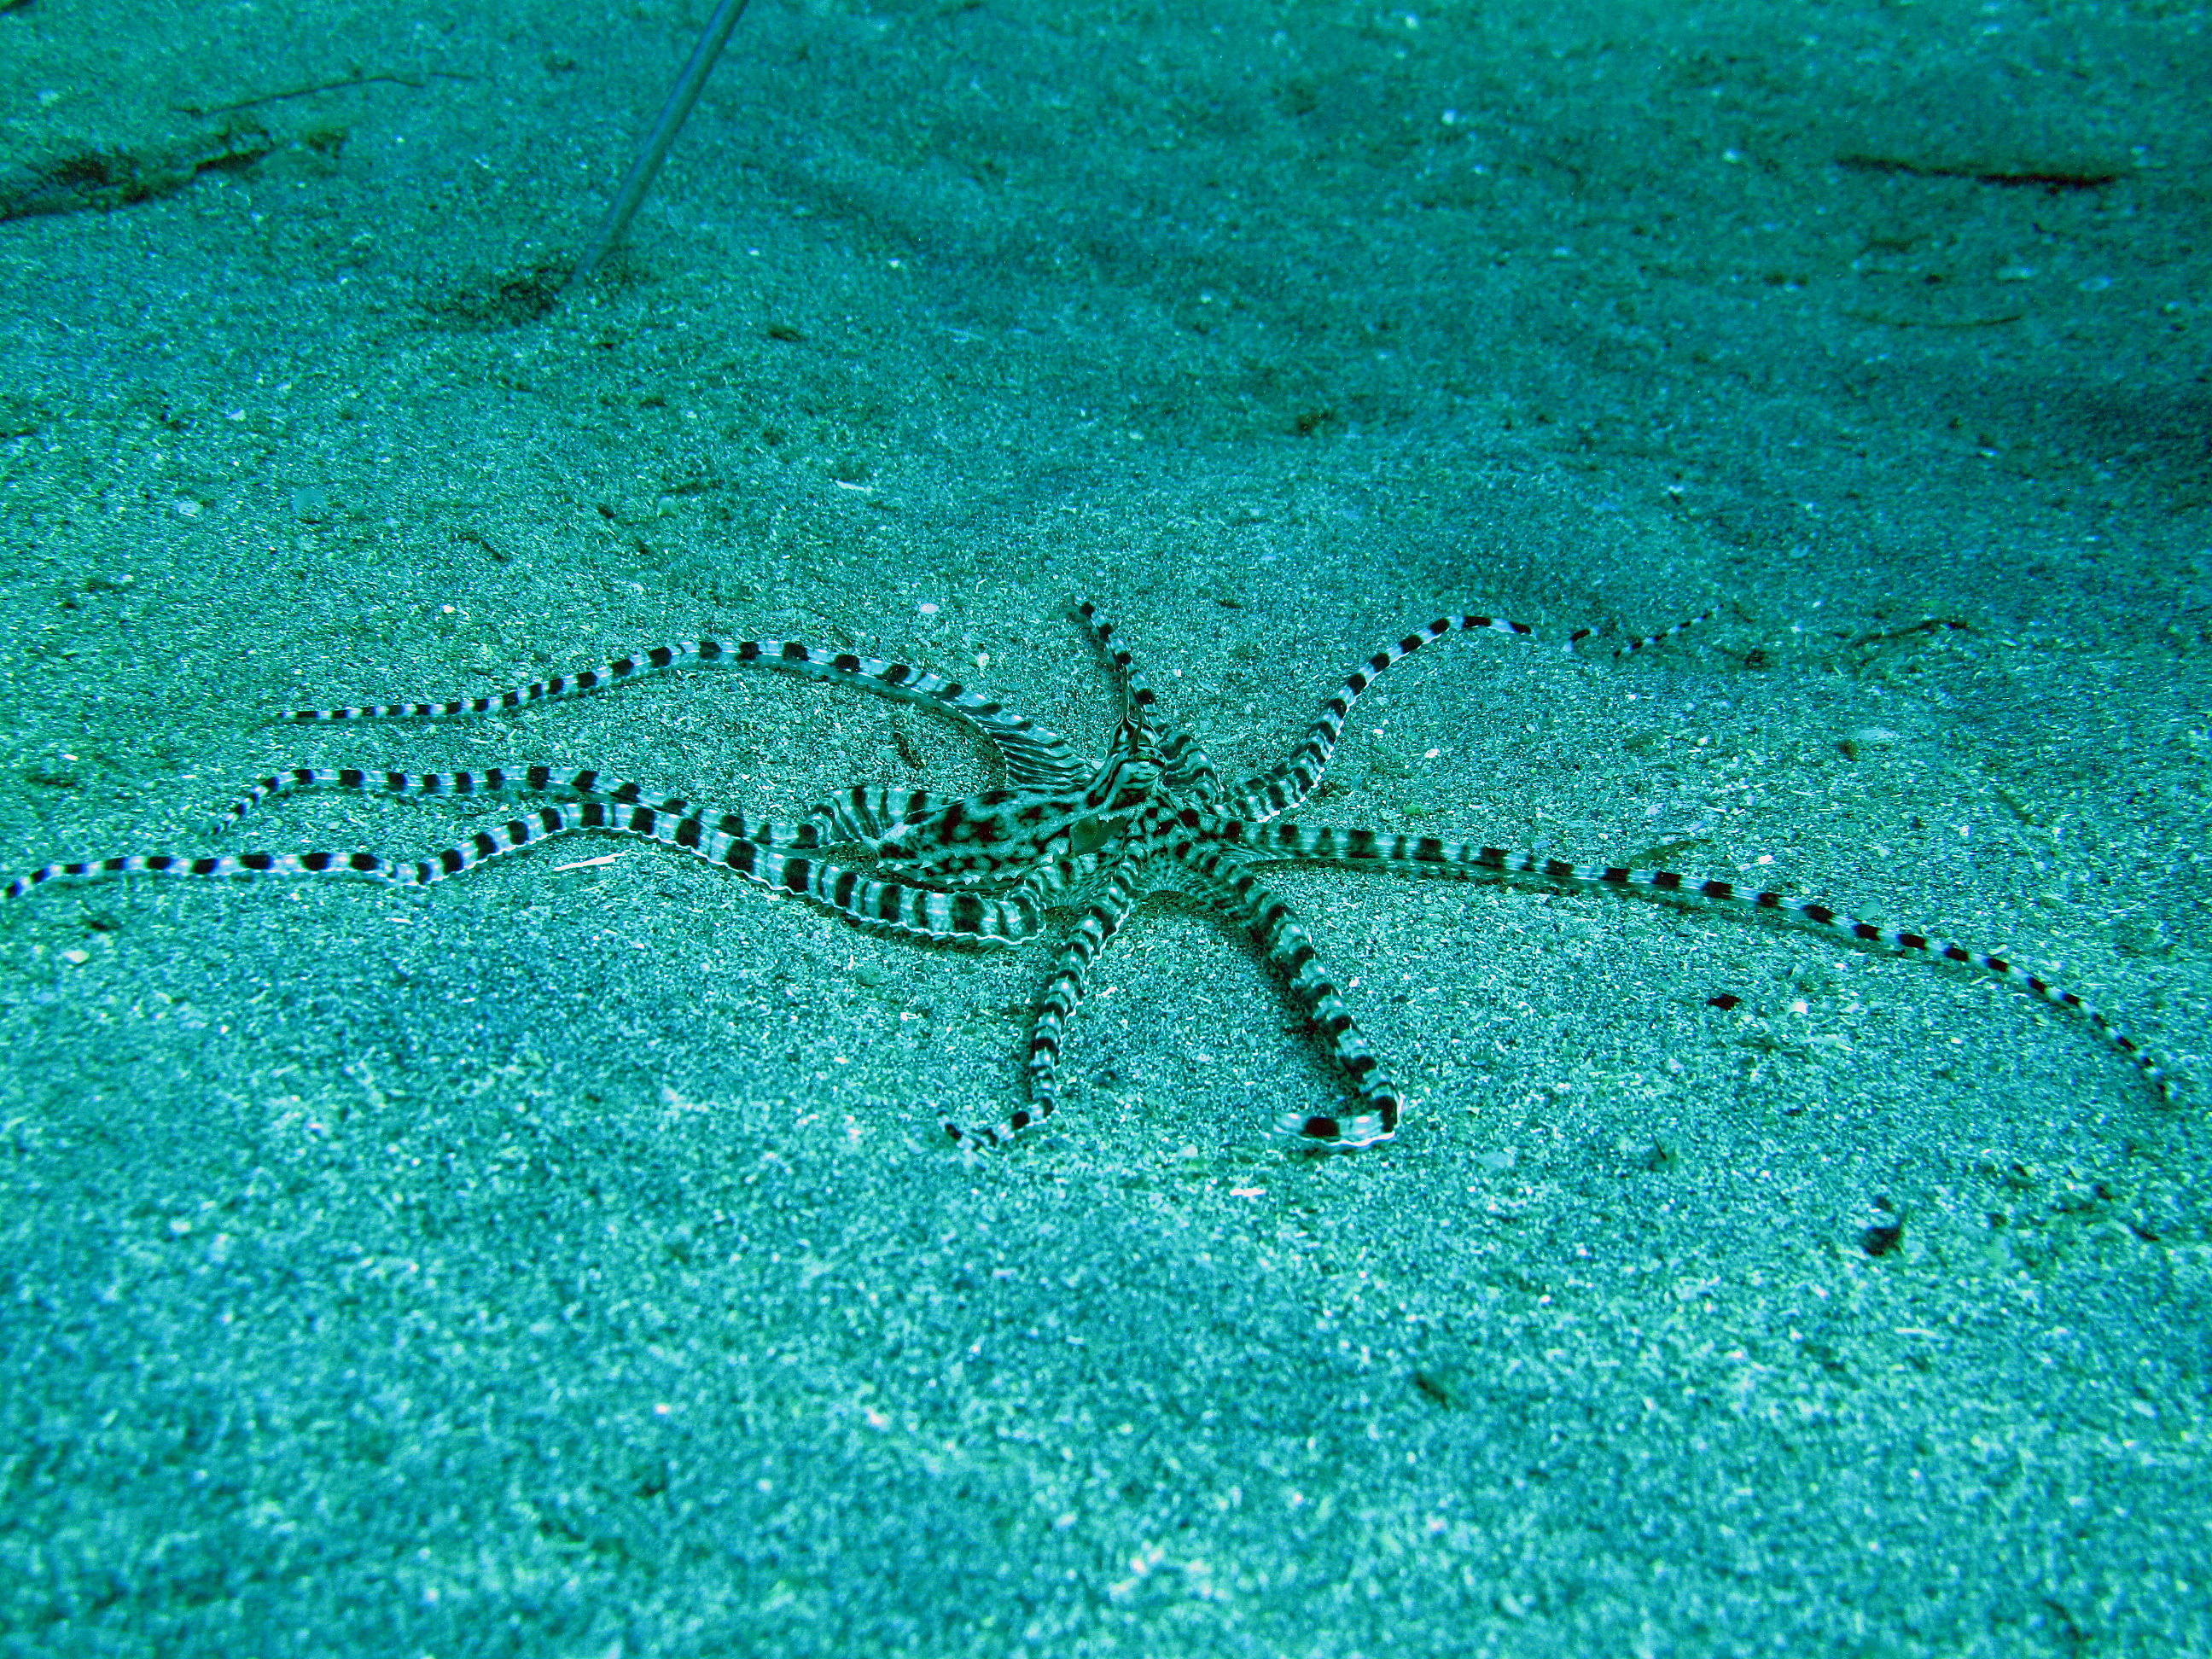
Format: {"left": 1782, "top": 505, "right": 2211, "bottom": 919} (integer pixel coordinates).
{"left": 0, "top": 3, "right": 2206, "bottom": 1653}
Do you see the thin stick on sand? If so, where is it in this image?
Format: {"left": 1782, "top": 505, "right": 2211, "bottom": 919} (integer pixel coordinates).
{"left": 567, "top": 0, "right": 753, "bottom": 287}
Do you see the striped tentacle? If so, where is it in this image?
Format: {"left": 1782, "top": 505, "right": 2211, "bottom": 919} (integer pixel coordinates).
{"left": 678, "top": 784, "right": 958, "bottom": 858}
{"left": 940, "top": 859, "right": 1149, "bottom": 1150}
{"left": 4, "top": 848, "right": 403, "bottom": 899}
{"left": 1074, "top": 601, "right": 1226, "bottom": 800}
{"left": 1172, "top": 840, "right": 1402, "bottom": 1149}
{"left": 1564, "top": 609, "right": 1714, "bottom": 661}
{"left": 10, "top": 802, "right": 1045, "bottom": 946}
{"left": 221, "top": 764, "right": 864, "bottom": 855}
{"left": 453, "top": 801, "right": 1045, "bottom": 944}
{"left": 795, "top": 785, "right": 963, "bottom": 850}
{"left": 700, "top": 836, "right": 1043, "bottom": 946}
{"left": 284, "top": 637, "right": 1092, "bottom": 794}
{"left": 6, "top": 806, "right": 652, "bottom": 900}
{"left": 227, "top": 769, "right": 983, "bottom": 867}
{"left": 223, "top": 765, "right": 700, "bottom": 830}
{"left": 1153, "top": 725, "right": 1225, "bottom": 806}
{"left": 1074, "top": 599, "right": 1164, "bottom": 724}
{"left": 1225, "top": 613, "right": 1538, "bottom": 821}
{"left": 1216, "top": 818, "right": 2169, "bottom": 1098}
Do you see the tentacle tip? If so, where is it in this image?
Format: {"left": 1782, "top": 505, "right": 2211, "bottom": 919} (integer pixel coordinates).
{"left": 936, "top": 1110, "right": 992, "bottom": 1153}
{"left": 1279, "top": 1110, "right": 1396, "bottom": 1152}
